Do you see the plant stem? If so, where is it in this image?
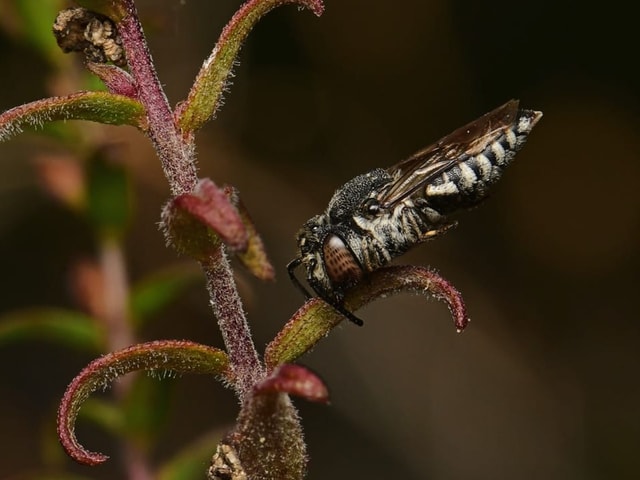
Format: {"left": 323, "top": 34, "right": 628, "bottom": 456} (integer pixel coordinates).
{"left": 118, "top": 1, "right": 263, "bottom": 401}
{"left": 118, "top": 2, "right": 198, "bottom": 196}
{"left": 202, "top": 246, "right": 264, "bottom": 401}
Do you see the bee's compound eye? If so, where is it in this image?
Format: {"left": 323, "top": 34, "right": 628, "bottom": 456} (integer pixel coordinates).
{"left": 362, "top": 197, "right": 380, "bottom": 215}
{"left": 322, "top": 235, "right": 363, "bottom": 288}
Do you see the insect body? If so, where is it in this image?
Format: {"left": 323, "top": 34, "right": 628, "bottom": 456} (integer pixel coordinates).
{"left": 288, "top": 100, "right": 542, "bottom": 325}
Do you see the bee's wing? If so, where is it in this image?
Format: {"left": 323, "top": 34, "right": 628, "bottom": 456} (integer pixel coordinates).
{"left": 378, "top": 99, "right": 520, "bottom": 208}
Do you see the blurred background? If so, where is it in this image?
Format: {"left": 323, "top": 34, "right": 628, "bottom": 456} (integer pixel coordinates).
{"left": 0, "top": 0, "right": 638, "bottom": 479}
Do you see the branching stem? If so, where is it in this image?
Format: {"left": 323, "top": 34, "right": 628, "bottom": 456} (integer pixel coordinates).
{"left": 118, "top": 2, "right": 197, "bottom": 196}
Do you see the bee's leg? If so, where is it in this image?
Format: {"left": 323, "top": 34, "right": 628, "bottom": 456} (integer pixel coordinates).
{"left": 335, "top": 304, "right": 365, "bottom": 327}
{"left": 308, "top": 281, "right": 365, "bottom": 327}
{"left": 287, "top": 257, "right": 364, "bottom": 327}
{"left": 419, "top": 221, "right": 457, "bottom": 242}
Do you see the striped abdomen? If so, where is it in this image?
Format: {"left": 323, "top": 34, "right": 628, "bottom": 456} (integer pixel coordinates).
{"left": 423, "top": 109, "right": 542, "bottom": 214}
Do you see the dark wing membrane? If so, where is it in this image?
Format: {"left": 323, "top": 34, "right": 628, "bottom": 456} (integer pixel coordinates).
{"left": 378, "top": 99, "right": 520, "bottom": 208}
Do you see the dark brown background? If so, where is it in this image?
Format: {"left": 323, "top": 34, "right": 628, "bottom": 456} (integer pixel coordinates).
{"left": 0, "top": 1, "right": 638, "bottom": 479}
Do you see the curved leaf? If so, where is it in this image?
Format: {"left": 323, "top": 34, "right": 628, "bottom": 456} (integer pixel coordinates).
{"left": 161, "top": 178, "right": 248, "bottom": 260}
{"left": 176, "top": 0, "right": 324, "bottom": 133}
{"left": 57, "top": 340, "right": 230, "bottom": 465}
{"left": 226, "top": 186, "right": 274, "bottom": 281}
{"left": 0, "top": 91, "right": 147, "bottom": 142}
{"left": 86, "top": 63, "right": 138, "bottom": 97}
{"left": 265, "top": 265, "right": 470, "bottom": 368}
{"left": 0, "top": 308, "right": 103, "bottom": 352}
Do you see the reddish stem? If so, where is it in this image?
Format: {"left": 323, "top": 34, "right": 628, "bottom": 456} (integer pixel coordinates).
{"left": 117, "top": 1, "right": 198, "bottom": 195}
{"left": 117, "top": 0, "right": 263, "bottom": 403}
{"left": 202, "top": 247, "right": 264, "bottom": 401}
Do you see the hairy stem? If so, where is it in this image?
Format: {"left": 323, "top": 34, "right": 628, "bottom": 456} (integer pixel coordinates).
{"left": 118, "top": 1, "right": 197, "bottom": 195}
{"left": 202, "top": 247, "right": 264, "bottom": 401}
{"left": 118, "top": 1, "right": 263, "bottom": 402}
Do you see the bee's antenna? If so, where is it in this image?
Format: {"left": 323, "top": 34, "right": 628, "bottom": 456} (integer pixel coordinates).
{"left": 287, "top": 257, "right": 313, "bottom": 299}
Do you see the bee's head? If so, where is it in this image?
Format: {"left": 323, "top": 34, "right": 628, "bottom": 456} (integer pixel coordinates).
{"left": 292, "top": 212, "right": 363, "bottom": 305}
{"left": 296, "top": 214, "right": 328, "bottom": 256}
{"left": 288, "top": 214, "right": 331, "bottom": 299}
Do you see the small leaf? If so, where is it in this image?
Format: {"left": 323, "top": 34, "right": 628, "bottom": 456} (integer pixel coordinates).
{"left": 161, "top": 178, "right": 248, "bottom": 260}
{"left": 255, "top": 364, "right": 329, "bottom": 404}
{"left": 226, "top": 186, "right": 274, "bottom": 281}
{"left": 0, "top": 308, "right": 103, "bottom": 352}
{"left": 86, "top": 62, "right": 138, "bottom": 97}
{"left": 57, "top": 340, "right": 230, "bottom": 465}
{"left": 265, "top": 299, "right": 339, "bottom": 370}
{"left": 265, "top": 266, "right": 470, "bottom": 368}
{"left": 129, "top": 264, "right": 202, "bottom": 328}
{"left": 176, "top": 0, "right": 324, "bottom": 133}
{"left": 157, "top": 431, "right": 225, "bottom": 480}
{"left": 0, "top": 91, "right": 147, "bottom": 143}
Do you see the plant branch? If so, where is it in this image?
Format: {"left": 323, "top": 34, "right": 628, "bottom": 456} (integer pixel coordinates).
{"left": 202, "top": 246, "right": 264, "bottom": 402}
{"left": 117, "top": 1, "right": 197, "bottom": 195}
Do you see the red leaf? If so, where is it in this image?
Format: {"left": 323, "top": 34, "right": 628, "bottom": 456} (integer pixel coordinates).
{"left": 255, "top": 364, "right": 329, "bottom": 404}
{"left": 163, "top": 178, "right": 248, "bottom": 259}
{"left": 57, "top": 340, "right": 230, "bottom": 465}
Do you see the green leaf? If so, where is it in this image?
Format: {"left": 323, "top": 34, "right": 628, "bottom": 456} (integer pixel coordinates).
{"left": 265, "top": 299, "right": 341, "bottom": 370}
{"left": 158, "top": 431, "right": 224, "bottom": 480}
{"left": 0, "top": 91, "right": 147, "bottom": 143}
{"left": 57, "top": 340, "right": 230, "bottom": 466}
{"left": 176, "top": 0, "right": 324, "bottom": 133}
{"left": 0, "top": 308, "right": 103, "bottom": 352}
{"left": 86, "top": 152, "right": 131, "bottom": 238}
{"left": 265, "top": 266, "right": 470, "bottom": 368}
{"left": 129, "top": 264, "right": 202, "bottom": 328}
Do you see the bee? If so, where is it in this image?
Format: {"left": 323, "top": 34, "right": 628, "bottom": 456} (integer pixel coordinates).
{"left": 287, "top": 100, "right": 543, "bottom": 325}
